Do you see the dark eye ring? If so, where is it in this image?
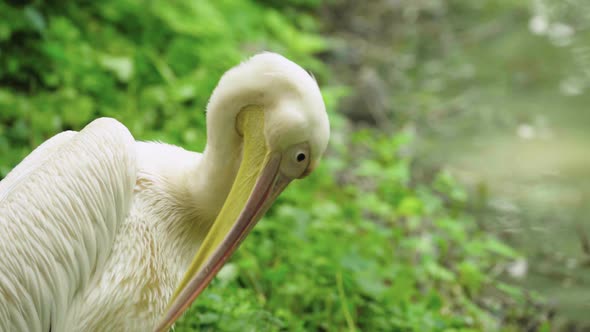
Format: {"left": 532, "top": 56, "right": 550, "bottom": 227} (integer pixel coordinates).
{"left": 296, "top": 153, "right": 306, "bottom": 162}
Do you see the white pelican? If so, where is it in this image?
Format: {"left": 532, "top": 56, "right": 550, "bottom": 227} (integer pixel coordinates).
{"left": 0, "top": 52, "right": 329, "bottom": 331}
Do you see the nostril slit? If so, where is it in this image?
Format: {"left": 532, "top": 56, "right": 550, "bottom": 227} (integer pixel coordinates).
{"left": 297, "top": 153, "right": 306, "bottom": 162}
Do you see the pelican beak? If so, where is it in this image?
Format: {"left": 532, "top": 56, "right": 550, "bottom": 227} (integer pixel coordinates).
{"left": 154, "top": 108, "right": 292, "bottom": 331}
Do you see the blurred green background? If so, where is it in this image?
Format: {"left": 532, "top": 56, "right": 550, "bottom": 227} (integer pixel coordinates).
{"left": 1, "top": 0, "right": 588, "bottom": 331}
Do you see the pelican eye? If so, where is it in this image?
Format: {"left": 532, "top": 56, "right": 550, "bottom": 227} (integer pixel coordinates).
{"left": 281, "top": 143, "right": 311, "bottom": 178}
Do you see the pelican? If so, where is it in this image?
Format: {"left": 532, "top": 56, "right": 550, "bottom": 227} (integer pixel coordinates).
{"left": 0, "top": 52, "right": 329, "bottom": 331}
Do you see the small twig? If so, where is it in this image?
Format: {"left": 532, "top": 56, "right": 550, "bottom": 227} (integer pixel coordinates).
{"left": 336, "top": 271, "right": 357, "bottom": 332}
{"left": 147, "top": 51, "right": 177, "bottom": 84}
{"left": 576, "top": 223, "right": 590, "bottom": 267}
{"left": 576, "top": 222, "right": 590, "bottom": 256}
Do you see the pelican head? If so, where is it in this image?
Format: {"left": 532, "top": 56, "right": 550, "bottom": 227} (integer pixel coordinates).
{"left": 155, "top": 53, "right": 329, "bottom": 330}
{"left": 207, "top": 52, "right": 329, "bottom": 174}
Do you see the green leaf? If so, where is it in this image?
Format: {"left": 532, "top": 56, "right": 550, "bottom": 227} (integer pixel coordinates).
{"left": 99, "top": 54, "right": 134, "bottom": 82}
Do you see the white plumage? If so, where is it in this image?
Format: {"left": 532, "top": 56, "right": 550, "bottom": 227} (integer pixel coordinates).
{"left": 0, "top": 52, "right": 329, "bottom": 331}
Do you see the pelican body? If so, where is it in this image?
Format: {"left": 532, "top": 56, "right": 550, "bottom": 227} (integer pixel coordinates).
{"left": 0, "top": 53, "right": 329, "bottom": 331}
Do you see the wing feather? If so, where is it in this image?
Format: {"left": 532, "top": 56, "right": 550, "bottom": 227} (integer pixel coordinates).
{"left": 0, "top": 118, "right": 137, "bottom": 332}
{"left": 0, "top": 130, "right": 76, "bottom": 202}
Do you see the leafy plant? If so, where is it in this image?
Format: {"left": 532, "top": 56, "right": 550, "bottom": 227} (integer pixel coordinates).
{"left": 0, "top": 0, "right": 327, "bottom": 176}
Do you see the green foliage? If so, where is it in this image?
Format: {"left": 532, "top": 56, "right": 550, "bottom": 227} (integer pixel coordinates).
{"left": 176, "top": 123, "right": 540, "bottom": 331}
{"left": 1, "top": 0, "right": 545, "bottom": 331}
{"left": 0, "top": 0, "right": 326, "bottom": 176}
